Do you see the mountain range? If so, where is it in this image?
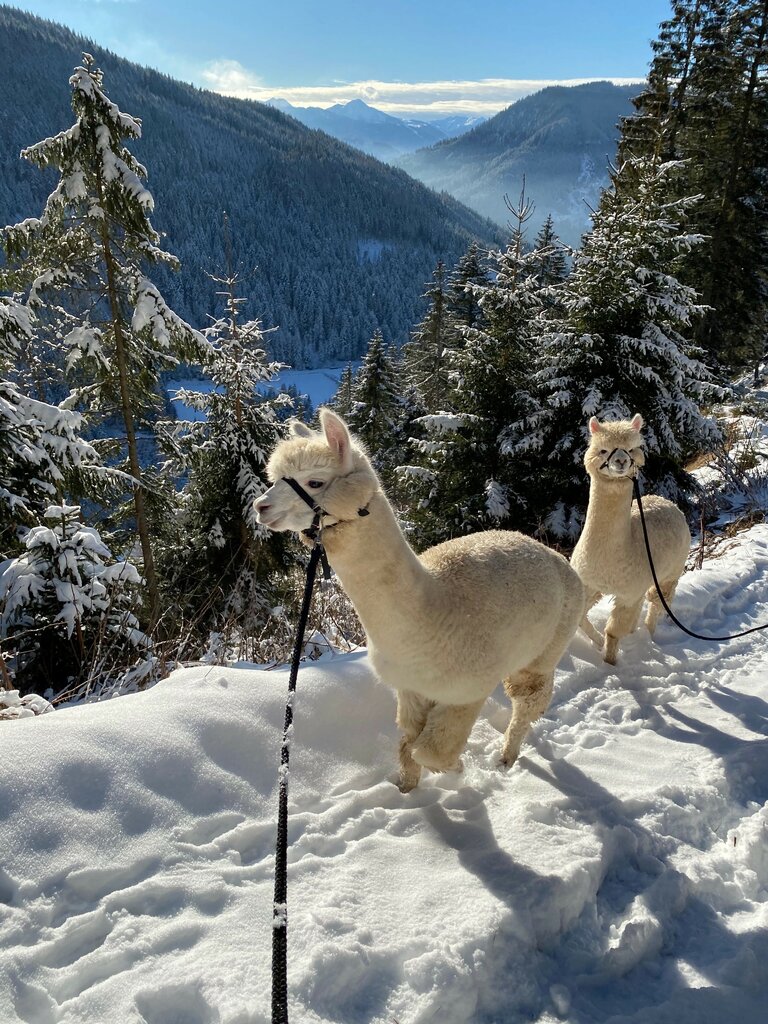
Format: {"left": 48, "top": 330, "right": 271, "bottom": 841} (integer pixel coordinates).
{"left": 0, "top": 7, "right": 500, "bottom": 368}
{"left": 266, "top": 98, "right": 485, "bottom": 162}
{"left": 397, "top": 82, "right": 642, "bottom": 247}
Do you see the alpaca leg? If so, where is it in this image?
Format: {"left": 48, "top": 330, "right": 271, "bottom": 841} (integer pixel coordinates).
{"left": 603, "top": 598, "right": 644, "bottom": 665}
{"left": 501, "top": 669, "right": 554, "bottom": 766}
{"left": 411, "top": 699, "right": 486, "bottom": 774}
{"left": 396, "top": 689, "right": 433, "bottom": 792}
{"left": 645, "top": 578, "right": 679, "bottom": 637}
{"left": 580, "top": 590, "right": 604, "bottom": 647}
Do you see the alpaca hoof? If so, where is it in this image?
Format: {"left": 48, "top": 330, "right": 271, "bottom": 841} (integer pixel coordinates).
{"left": 500, "top": 747, "right": 519, "bottom": 768}
{"left": 398, "top": 776, "right": 418, "bottom": 793}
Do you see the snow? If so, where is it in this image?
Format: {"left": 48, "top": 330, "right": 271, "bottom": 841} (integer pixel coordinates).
{"left": 2, "top": 524, "right": 768, "bottom": 1022}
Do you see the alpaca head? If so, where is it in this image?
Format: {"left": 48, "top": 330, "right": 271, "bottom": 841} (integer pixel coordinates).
{"left": 584, "top": 413, "right": 646, "bottom": 482}
{"left": 254, "top": 408, "right": 379, "bottom": 533}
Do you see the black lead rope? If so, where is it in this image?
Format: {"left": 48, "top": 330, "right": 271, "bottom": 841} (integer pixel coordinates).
{"left": 271, "top": 475, "right": 372, "bottom": 1022}
{"left": 633, "top": 476, "right": 768, "bottom": 642}
{"left": 272, "top": 538, "right": 323, "bottom": 1024}
{"left": 271, "top": 476, "right": 331, "bottom": 1024}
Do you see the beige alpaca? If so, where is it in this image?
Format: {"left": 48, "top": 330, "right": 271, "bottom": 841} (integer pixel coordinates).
{"left": 571, "top": 414, "right": 691, "bottom": 665}
{"left": 254, "top": 409, "right": 584, "bottom": 791}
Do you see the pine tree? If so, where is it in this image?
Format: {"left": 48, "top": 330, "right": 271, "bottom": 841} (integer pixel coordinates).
{"left": 159, "top": 256, "right": 290, "bottom": 652}
{"left": 400, "top": 189, "right": 547, "bottom": 544}
{"left": 445, "top": 241, "right": 488, "bottom": 332}
{"left": 2, "top": 54, "right": 205, "bottom": 625}
{"left": 331, "top": 363, "right": 355, "bottom": 418}
{"left": 0, "top": 503, "right": 153, "bottom": 697}
{"left": 0, "top": 296, "right": 99, "bottom": 557}
{"left": 346, "top": 330, "right": 402, "bottom": 483}
{"left": 403, "top": 261, "right": 456, "bottom": 410}
{"left": 530, "top": 215, "right": 568, "bottom": 289}
{"left": 506, "top": 156, "right": 722, "bottom": 541}
{"left": 622, "top": 1, "right": 768, "bottom": 367}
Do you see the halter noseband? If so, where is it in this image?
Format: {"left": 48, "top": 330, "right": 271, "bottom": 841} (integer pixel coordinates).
{"left": 282, "top": 476, "right": 370, "bottom": 543}
{"left": 599, "top": 447, "right": 638, "bottom": 474}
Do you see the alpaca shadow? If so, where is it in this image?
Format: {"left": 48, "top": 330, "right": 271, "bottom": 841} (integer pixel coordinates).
{"left": 423, "top": 800, "right": 558, "bottom": 930}
{"left": 523, "top": 751, "right": 768, "bottom": 1020}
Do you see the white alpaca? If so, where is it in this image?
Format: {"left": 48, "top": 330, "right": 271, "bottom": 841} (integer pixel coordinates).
{"left": 255, "top": 408, "right": 584, "bottom": 791}
{"left": 571, "top": 414, "right": 691, "bottom": 665}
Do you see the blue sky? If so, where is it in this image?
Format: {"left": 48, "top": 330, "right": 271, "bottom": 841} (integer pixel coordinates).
{"left": 13, "top": 1, "right": 672, "bottom": 115}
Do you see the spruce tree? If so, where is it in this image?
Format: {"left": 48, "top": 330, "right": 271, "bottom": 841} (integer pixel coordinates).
{"left": 331, "top": 363, "right": 355, "bottom": 418}
{"left": 623, "top": 1, "right": 768, "bottom": 367}
{"left": 2, "top": 54, "right": 204, "bottom": 626}
{"left": 0, "top": 296, "right": 99, "bottom": 558}
{"left": 346, "top": 329, "right": 402, "bottom": 483}
{"left": 400, "top": 190, "right": 547, "bottom": 544}
{"left": 403, "top": 261, "right": 456, "bottom": 411}
{"left": 0, "top": 503, "right": 152, "bottom": 697}
{"left": 505, "top": 156, "right": 722, "bottom": 541}
{"left": 446, "top": 241, "right": 488, "bottom": 332}
{"left": 530, "top": 215, "right": 568, "bottom": 290}
{"left": 159, "top": 262, "right": 289, "bottom": 653}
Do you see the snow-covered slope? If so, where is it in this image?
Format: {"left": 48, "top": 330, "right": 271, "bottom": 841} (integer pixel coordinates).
{"left": 2, "top": 527, "right": 768, "bottom": 1023}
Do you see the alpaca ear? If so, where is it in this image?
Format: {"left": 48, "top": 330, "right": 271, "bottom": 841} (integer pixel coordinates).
{"left": 630, "top": 413, "right": 644, "bottom": 431}
{"left": 288, "top": 419, "right": 314, "bottom": 438}
{"left": 588, "top": 416, "right": 601, "bottom": 434}
{"left": 320, "top": 408, "right": 353, "bottom": 472}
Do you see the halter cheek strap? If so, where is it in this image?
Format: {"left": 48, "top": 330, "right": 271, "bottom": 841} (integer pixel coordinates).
{"left": 599, "top": 447, "right": 638, "bottom": 473}
{"left": 281, "top": 476, "right": 371, "bottom": 542}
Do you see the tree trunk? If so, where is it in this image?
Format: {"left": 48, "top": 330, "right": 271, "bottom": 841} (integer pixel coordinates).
{"left": 98, "top": 217, "right": 161, "bottom": 628}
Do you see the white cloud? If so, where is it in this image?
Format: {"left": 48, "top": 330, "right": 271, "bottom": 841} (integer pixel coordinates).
{"left": 199, "top": 61, "right": 645, "bottom": 116}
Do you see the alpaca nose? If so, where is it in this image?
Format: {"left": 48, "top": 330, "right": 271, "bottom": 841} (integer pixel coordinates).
{"left": 254, "top": 496, "right": 270, "bottom": 512}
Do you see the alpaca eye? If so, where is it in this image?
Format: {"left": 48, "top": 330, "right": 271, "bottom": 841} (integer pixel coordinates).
{"left": 599, "top": 449, "right": 608, "bottom": 456}
{"left": 307, "top": 480, "right": 325, "bottom": 489}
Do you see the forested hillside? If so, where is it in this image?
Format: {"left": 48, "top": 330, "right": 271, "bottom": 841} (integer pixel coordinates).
{"left": 0, "top": 6, "right": 501, "bottom": 367}
{"left": 398, "top": 82, "right": 640, "bottom": 247}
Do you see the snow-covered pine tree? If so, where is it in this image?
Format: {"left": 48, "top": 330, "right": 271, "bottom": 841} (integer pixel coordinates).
{"left": 445, "top": 241, "right": 489, "bottom": 332}
{"left": 159, "top": 260, "right": 290, "bottom": 656}
{"left": 530, "top": 214, "right": 569, "bottom": 290}
{"left": 346, "top": 329, "right": 403, "bottom": 486}
{"left": 331, "top": 363, "right": 355, "bottom": 418}
{"left": 504, "top": 155, "right": 722, "bottom": 541}
{"left": 0, "top": 296, "right": 100, "bottom": 558}
{"left": 399, "top": 190, "right": 547, "bottom": 545}
{"left": 0, "top": 503, "right": 153, "bottom": 697}
{"left": 402, "top": 261, "right": 457, "bottom": 411}
{"left": 623, "top": 0, "right": 768, "bottom": 368}
{"left": 2, "top": 54, "right": 205, "bottom": 625}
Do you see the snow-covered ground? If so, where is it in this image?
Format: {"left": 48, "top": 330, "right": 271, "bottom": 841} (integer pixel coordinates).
{"left": 167, "top": 368, "right": 346, "bottom": 421}
{"left": 2, "top": 523, "right": 768, "bottom": 1023}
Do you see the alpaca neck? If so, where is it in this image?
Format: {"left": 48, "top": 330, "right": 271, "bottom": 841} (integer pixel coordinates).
{"left": 321, "top": 490, "right": 430, "bottom": 647}
{"left": 581, "top": 475, "right": 634, "bottom": 547}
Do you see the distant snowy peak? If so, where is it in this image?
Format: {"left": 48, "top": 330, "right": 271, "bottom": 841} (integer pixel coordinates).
{"left": 264, "top": 98, "right": 483, "bottom": 161}
{"left": 327, "top": 98, "right": 394, "bottom": 124}
{"left": 428, "top": 114, "right": 487, "bottom": 136}
{"left": 266, "top": 97, "right": 295, "bottom": 112}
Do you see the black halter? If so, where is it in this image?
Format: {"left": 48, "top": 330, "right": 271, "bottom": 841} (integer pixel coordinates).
{"left": 282, "top": 476, "right": 371, "bottom": 543}
{"left": 599, "top": 447, "right": 637, "bottom": 473}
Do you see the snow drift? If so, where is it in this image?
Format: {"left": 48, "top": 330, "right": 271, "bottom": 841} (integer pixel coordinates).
{"left": 2, "top": 527, "right": 768, "bottom": 1023}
